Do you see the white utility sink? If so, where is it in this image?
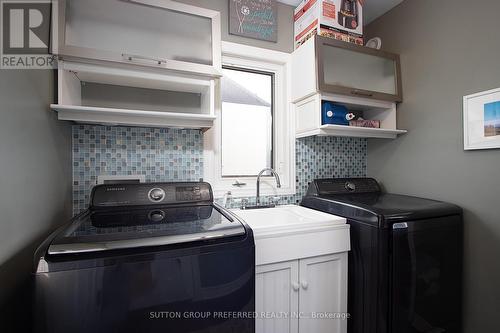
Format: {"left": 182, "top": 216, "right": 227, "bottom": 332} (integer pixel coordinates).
{"left": 230, "top": 205, "right": 350, "bottom": 265}
{"left": 232, "top": 204, "right": 346, "bottom": 236}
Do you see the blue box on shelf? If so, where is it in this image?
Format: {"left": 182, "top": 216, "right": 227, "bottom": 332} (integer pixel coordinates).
{"left": 321, "top": 101, "right": 354, "bottom": 126}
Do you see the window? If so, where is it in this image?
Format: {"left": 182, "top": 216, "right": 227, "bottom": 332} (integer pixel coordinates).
{"left": 204, "top": 42, "right": 295, "bottom": 198}
{"left": 221, "top": 66, "right": 274, "bottom": 177}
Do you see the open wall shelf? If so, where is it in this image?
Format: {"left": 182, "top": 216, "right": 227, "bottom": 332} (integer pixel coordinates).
{"left": 52, "top": 104, "right": 216, "bottom": 129}
{"left": 297, "top": 124, "right": 407, "bottom": 139}
{"left": 52, "top": 60, "right": 216, "bottom": 129}
{"left": 294, "top": 93, "right": 407, "bottom": 139}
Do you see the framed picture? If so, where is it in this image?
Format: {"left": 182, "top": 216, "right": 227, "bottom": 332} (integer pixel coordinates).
{"left": 463, "top": 87, "right": 500, "bottom": 150}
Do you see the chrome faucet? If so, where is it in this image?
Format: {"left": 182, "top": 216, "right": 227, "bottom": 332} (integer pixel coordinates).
{"left": 256, "top": 168, "right": 281, "bottom": 206}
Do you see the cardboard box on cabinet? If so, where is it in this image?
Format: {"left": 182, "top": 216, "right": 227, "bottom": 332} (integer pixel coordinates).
{"left": 294, "top": 0, "right": 364, "bottom": 49}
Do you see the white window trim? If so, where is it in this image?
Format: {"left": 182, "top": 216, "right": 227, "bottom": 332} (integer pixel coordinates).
{"left": 203, "top": 41, "right": 295, "bottom": 199}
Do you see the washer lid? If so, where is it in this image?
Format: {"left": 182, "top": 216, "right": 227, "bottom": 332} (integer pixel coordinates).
{"left": 48, "top": 205, "right": 245, "bottom": 255}
{"left": 301, "top": 193, "right": 462, "bottom": 228}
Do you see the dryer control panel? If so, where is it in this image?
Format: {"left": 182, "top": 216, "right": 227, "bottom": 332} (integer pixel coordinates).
{"left": 307, "top": 178, "right": 381, "bottom": 196}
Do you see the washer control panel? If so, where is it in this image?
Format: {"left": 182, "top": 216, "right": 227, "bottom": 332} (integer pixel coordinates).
{"left": 91, "top": 182, "right": 213, "bottom": 208}
{"left": 176, "top": 185, "right": 204, "bottom": 202}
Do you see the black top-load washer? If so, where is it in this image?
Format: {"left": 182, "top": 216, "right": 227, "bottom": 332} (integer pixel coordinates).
{"left": 301, "top": 178, "right": 463, "bottom": 333}
{"left": 34, "top": 182, "right": 254, "bottom": 333}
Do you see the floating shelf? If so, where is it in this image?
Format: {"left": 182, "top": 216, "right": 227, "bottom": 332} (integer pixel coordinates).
{"left": 294, "top": 93, "right": 407, "bottom": 139}
{"left": 53, "top": 60, "right": 216, "bottom": 130}
{"left": 51, "top": 104, "right": 216, "bottom": 129}
{"left": 296, "top": 124, "right": 407, "bottom": 139}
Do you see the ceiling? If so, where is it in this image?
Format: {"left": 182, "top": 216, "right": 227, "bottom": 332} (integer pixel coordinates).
{"left": 279, "top": 0, "right": 404, "bottom": 24}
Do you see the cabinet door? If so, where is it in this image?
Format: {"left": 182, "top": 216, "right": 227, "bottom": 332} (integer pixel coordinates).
{"left": 298, "top": 253, "right": 348, "bottom": 333}
{"left": 255, "top": 261, "right": 299, "bottom": 333}
{"left": 316, "top": 36, "right": 402, "bottom": 102}
{"left": 55, "top": 0, "right": 221, "bottom": 76}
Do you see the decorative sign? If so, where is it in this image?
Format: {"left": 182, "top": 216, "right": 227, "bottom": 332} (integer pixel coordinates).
{"left": 463, "top": 87, "right": 500, "bottom": 150}
{"left": 229, "top": 0, "right": 277, "bottom": 42}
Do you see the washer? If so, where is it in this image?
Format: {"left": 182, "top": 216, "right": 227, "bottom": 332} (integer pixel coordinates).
{"left": 34, "top": 182, "right": 254, "bottom": 333}
{"left": 301, "top": 178, "right": 462, "bottom": 333}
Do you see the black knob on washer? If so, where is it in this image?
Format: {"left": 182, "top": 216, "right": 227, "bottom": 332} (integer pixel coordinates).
{"left": 148, "top": 188, "right": 165, "bottom": 202}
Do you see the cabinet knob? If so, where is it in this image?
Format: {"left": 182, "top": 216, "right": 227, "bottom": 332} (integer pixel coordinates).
{"left": 301, "top": 281, "right": 309, "bottom": 290}
{"left": 292, "top": 282, "right": 300, "bottom": 292}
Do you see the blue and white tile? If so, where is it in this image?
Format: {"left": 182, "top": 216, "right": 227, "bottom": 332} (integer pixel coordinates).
{"left": 72, "top": 125, "right": 367, "bottom": 214}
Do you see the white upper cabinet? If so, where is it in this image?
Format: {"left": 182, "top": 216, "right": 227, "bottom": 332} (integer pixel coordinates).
{"left": 292, "top": 35, "right": 402, "bottom": 103}
{"left": 319, "top": 41, "right": 399, "bottom": 100}
{"left": 292, "top": 36, "right": 406, "bottom": 139}
{"left": 50, "top": 0, "right": 220, "bottom": 129}
{"left": 53, "top": 0, "right": 222, "bottom": 77}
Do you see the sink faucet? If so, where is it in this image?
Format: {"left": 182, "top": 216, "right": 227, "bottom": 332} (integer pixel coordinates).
{"left": 256, "top": 168, "right": 281, "bottom": 205}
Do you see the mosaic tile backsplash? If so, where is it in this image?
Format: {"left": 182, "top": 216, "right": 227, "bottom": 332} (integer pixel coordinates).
{"left": 73, "top": 125, "right": 367, "bottom": 214}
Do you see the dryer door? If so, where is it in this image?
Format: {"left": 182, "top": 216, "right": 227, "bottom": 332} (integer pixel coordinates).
{"left": 391, "top": 215, "right": 462, "bottom": 333}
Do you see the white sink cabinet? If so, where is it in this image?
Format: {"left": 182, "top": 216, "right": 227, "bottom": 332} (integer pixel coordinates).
{"left": 231, "top": 205, "right": 350, "bottom": 333}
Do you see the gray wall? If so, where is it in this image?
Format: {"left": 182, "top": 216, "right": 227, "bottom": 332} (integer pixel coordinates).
{"left": 365, "top": 0, "right": 500, "bottom": 331}
{"left": 178, "top": 0, "right": 294, "bottom": 52}
{"left": 0, "top": 71, "right": 72, "bottom": 332}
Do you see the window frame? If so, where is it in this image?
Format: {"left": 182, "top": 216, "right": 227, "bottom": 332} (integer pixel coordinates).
{"left": 220, "top": 65, "right": 275, "bottom": 178}
{"left": 203, "top": 41, "right": 295, "bottom": 198}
